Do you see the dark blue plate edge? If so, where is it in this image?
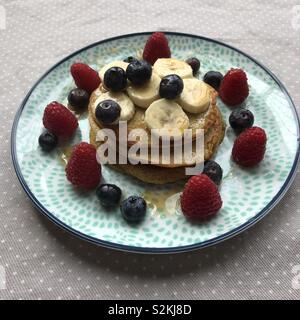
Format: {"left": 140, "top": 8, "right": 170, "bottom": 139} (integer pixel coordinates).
{"left": 11, "top": 31, "right": 300, "bottom": 254}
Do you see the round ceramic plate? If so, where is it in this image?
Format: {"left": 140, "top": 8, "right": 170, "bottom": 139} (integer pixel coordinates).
{"left": 11, "top": 32, "right": 300, "bottom": 253}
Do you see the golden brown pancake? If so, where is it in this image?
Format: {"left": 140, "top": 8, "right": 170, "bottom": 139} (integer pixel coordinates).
{"left": 88, "top": 102, "right": 225, "bottom": 184}
{"left": 88, "top": 62, "right": 225, "bottom": 184}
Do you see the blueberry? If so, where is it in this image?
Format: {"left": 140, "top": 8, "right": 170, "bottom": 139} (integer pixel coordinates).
{"left": 95, "top": 99, "right": 121, "bottom": 124}
{"left": 203, "top": 160, "right": 223, "bottom": 186}
{"left": 104, "top": 67, "right": 127, "bottom": 91}
{"left": 120, "top": 196, "right": 147, "bottom": 223}
{"left": 123, "top": 56, "right": 139, "bottom": 63}
{"left": 159, "top": 74, "right": 184, "bottom": 99}
{"left": 68, "top": 88, "right": 90, "bottom": 109}
{"left": 203, "top": 71, "right": 223, "bottom": 91}
{"left": 186, "top": 57, "right": 200, "bottom": 75}
{"left": 96, "top": 184, "right": 122, "bottom": 207}
{"left": 126, "top": 60, "right": 152, "bottom": 86}
{"left": 229, "top": 108, "right": 254, "bottom": 134}
{"left": 38, "top": 131, "right": 58, "bottom": 152}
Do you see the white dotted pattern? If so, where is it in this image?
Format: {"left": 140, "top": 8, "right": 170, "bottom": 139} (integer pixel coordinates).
{"left": 0, "top": 0, "right": 300, "bottom": 300}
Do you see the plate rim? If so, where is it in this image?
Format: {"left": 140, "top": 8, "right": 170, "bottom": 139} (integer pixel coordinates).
{"left": 11, "top": 31, "right": 300, "bottom": 254}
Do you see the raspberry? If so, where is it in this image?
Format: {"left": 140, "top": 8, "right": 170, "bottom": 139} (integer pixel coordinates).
{"left": 143, "top": 32, "right": 171, "bottom": 65}
{"left": 70, "top": 63, "right": 101, "bottom": 94}
{"left": 180, "top": 174, "right": 222, "bottom": 220}
{"left": 65, "top": 142, "right": 101, "bottom": 189}
{"left": 42, "top": 102, "right": 78, "bottom": 138}
{"left": 232, "top": 126, "right": 267, "bottom": 167}
{"left": 219, "top": 68, "right": 249, "bottom": 106}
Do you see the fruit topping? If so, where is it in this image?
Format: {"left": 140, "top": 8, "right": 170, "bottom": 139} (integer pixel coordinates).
{"left": 43, "top": 101, "right": 78, "bottom": 138}
{"left": 38, "top": 131, "right": 58, "bottom": 152}
{"left": 95, "top": 99, "right": 121, "bottom": 124}
{"left": 96, "top": 184, "right": 122, "bottom": 207}
{"left": 203, "top": 71, "right": 223, "bottom": 91}
{"left": 159, "top": 74, "right": 184, "bottom": 99}
{"left": 126, "top": 60, "right": 152, "bottom": 86}
{"left": 127, "top": 72, "right": 160, "bottom": 108}
{"left": 186, "top": 57, "right": 200, "bottom": 75}
{"left": 65, "top": 142, "right": 101, "bottom": 189}
{"left": 229, "top": 108, "right": 254, "bottom": 134}
{"left": 143, "top": 32, "right": 171, "bottom": 65}
{"left": 68, "top": 88, "right": 90, "bottom": 109}
{"left": 232, "top": 126, "right": 267, "bottom": 167}
{"left": 203, "top": 160, "right": 223, "bottom": 186}
{"left": 219, "top": 68, "right": 249, "bottom": 106}
{"left": 178, "top": 78, "right": 210, "bottom": 113}
{"left": 103, "top": 67, "right": 127, "bottom": 92}
{"left": 181, "top": 174, "right": 222, "bottom": 220}
{"left": 70, "top": 63, "right": 101, "bottom": 94}
{"left": 153, "top": 58, "right": 193, "bottom": 79}
{"left": 120, "top": 196, "right": 147, "bottom": 223}
{"left": 145, "top": 99, "right": 189, "bottom": 137}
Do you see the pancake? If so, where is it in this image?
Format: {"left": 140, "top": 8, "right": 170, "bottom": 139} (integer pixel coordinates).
{"left": 88, "top": 104, "right": 225, "bottom": 184}
{"left": 88, "top": 59, "right": 225, "bottom": 184}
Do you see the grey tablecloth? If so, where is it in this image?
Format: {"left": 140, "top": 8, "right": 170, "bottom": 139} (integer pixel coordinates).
{"left": 0, "top": 0, "right": 300, "bottom": 300}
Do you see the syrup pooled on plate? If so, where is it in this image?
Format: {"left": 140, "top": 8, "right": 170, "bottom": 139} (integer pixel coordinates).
{"left": 59, "top": 146, "right": 73, "bottom": 166}
{"left": 142, "top": 182, "right": 184, "bottom": 216}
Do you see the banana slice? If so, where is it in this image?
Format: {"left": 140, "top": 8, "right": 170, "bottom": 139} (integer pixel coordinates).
{"left": 127, "top": 72, "right": 160, "bottom": 108}
{"left": 99, "top": 61, "right": 129, "bottom": 81}
{"left": 153, "top": 58, "right": 193, "bottom": 79}
{"left": 178, "top": 78, "right": 210, "bottom": 113}
{"left": 145, "top": 99, "right": 189, "bottom": 137}
{"left": 93, "top": 91, "right": 135, "bottom": 123}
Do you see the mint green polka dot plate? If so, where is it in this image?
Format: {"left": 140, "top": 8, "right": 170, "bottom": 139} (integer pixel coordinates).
{"left": 11, "top": 32, "right": 300, "bottom": 253}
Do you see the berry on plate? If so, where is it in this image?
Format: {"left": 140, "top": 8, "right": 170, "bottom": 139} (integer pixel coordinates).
{"left": 186, "top": 57, "right": 200, "bottom": 75}
{"left": 143, "top": 32, "right": 171, "bottom": 65}
{"left": 126, "top": 60, "right": 152, "bottom": 86}
{"left": 96, "top": 184, "right": 122, "bottom": 207}
{"left": 43, "top": 101, "right": 78, "bottom": 138}
{"left": 203, "top": 71, "right": 223, "bottom": 91}
{"left": 65, "top": 142, "right": 101, "bottom": 189}
{"left": 68, "top": 88, "right": 90, "bottom": 109}
{"left": 159, "top": 74, "right": 184, "bottom": 99}
{"left": 219, "top": 68, "right": 249, "bottom": 106}
{"left": 70, "top": 63, "right": 101, "bottom": 95}
{"left": 181, "top": 174, "right": 222, "bottom": 220}
{"left": 120, "top": 196, "right": 147, "bottom": 223}
{"left": 103, "top": 67, "right": 127, "bottom": 92}
{"left": 229, "top": 108, "right": 254, "bottom": 134}
{"left": 203, "top": 160, "right": 223, "bottom": 186}
{"left": 232, "top": 126, "right": 267, "bottom": 167}
{"left": 38, "top": 131, "right": 58, "bottom": 152}
{"left": 95, "top": 99, "right": 121, "bottom": 124}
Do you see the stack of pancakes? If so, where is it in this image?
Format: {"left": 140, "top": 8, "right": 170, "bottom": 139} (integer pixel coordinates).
{"left": 88, "top": 59, "right": 225, "bottom": 184}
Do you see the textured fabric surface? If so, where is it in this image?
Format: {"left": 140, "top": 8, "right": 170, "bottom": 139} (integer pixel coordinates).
{"left": 0, "top": 0, "right": 300, "bottom": 300}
